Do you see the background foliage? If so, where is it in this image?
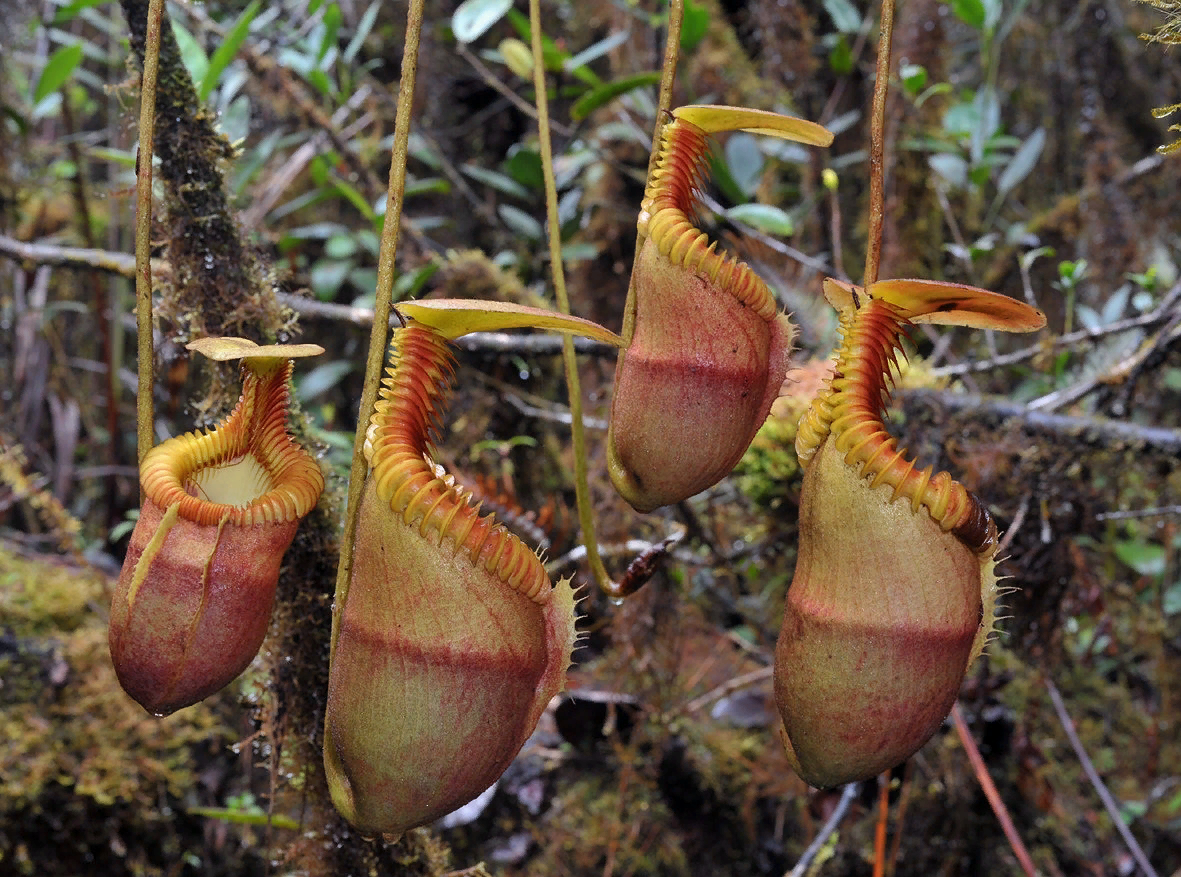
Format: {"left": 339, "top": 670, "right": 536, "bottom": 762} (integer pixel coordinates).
{"left": 2, "top": 0, "right": 1181, "bottom": 874}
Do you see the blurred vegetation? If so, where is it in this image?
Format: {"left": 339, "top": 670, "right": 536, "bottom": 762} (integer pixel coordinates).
{"left": 2, "top": 0, "right": 1181, "bottom": 874}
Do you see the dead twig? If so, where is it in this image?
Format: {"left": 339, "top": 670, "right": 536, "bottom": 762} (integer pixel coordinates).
{"left": 950, "top": 702, "right": 1038, "bottom": 877}
{"left": 1096, "top": 505, "right": 1181, "bottom": 520}
{"left": 784, "top": 782, "right": 859, "bottom": 877}
{"left": 1044, "top": 677, "right": 1160, "bottom": 877}
{"left": 682, "top": 666, "right": 773, "bottom": 715}
{"left": 898, "top": 388, "right": 1181, "bottom": 455}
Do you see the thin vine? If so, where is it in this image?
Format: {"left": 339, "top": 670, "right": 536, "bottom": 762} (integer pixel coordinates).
{"left": 528, "top": 0, "right": 684, "bottom": 595}
{"left": 863, "top": 0, "right": 895, "bottom": 287}
{"left": 329, "top": 0, "right": 425, "bottom": 661}
{"left": 134, "top": 0, "right": 165, "bottom": 478}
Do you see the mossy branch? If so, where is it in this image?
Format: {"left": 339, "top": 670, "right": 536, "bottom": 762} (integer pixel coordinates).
{"left": 120, "top": 0, "right": 281, "bottom": 341}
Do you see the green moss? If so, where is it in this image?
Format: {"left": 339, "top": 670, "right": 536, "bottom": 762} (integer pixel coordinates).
{"left": 0, "top": 546, "right": 254, "bottom": 876}
{"left": 735, "top": 416, "right": 801, "bottom": 510}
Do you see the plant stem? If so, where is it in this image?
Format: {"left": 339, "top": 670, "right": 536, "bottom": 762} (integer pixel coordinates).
{"left": 648, "top": 0, "right": 684, "bottom": 182}
{"left": 134, "top": 0, "right": 164, "bottom": 481}
{"left": 1045, "top": 678, "right": 1159, "bottom": 877}
{"left": 329, "top": 0, "right": 424, "bottom": 661}
{"left": 621, "top": 0, "right": 683, "bottom": 345}
{"left": 528, "top": 0, "right": 614, "bottom": 593}
{"left": 863, "top": 0, "right": 895, "bottom": 287}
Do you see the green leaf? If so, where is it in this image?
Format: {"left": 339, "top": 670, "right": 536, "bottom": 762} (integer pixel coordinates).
{"left": 570, "top": 71, "right": 661, "bottom": 120}
{"left": 497, "top": 203, "right": 542, "bottom": 240}
{"left": 724, "top": 132, "right": 764, "bottom": 197}
{"left": 679, "top": 0, "right": 709, "bottom": 52}
{"left": 198, "top": 0, "right": 260, "bottom": 101}
{"left": 34, "top": 43, "right": 83, "bottom": 103}
{"left": 564, "top": 30, "right": 628, "bottom": 75}
{"left": 330, "top": 175, "right": 377, "bottom": 221}
{"left": 995, "top": 127, "right": 1045, "bottom": 197}
{"left": 305, "top": 68, "right": 336, "bottom": 98}
{"left": 725, "top": 203, "right": 794, "bottom": 236}
{"left": 296, "top": 360, "right": 354, "bottom": 401}
{"left": 1114, "top": 539, "right": 1166, "bottom": 578}
{"left": 1165, "top": 580, "right": 1181, "bottom": 616}
{"left": 171, "top": 21, "right": 209, "bottom": 90}
{"left": 900, "top": 63, "right": 928, "bottom": 95}
{"left": 52, "top": 0, "right": 107, "bottom": 26}
{"left": 452, "top": 0, "right": 513, "bottom": 44}
{"left": 325, "top": 235, "right": 358, "bottom": 259}
{"left": 929, "top": 153, "right": 968, "bottom": 188}
{"left": 318, "top": 3, "right": 342, "bottom": 62}
{"left": 828, "top": 34, "right": 853, "bottom": 75}
{"left": 310, "top": 259, "right": 353, "bottom": 299}
{"left": 460, "top": 163, "right": 531, "bottom": 199}
{"left": 981, "top": 0, "right": 1003, "bottom": 31}
{"left": 950, "top": 0, "right": 985, "bottom": 30}
{"left": 343, "top": 0, "right": 381, "bottom": 63}
{"left": 505, "top": 147, "right": 544, "bottom": 191}
{"left": 823, "top": 0, "right": 862, "bottom": 33}
{"left": 404, "top": 176, "right": 451, "bottom": 197}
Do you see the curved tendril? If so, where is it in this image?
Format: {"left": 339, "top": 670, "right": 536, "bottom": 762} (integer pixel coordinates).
{"left": 367, "top": 324, "right": 550, "bottom": 603}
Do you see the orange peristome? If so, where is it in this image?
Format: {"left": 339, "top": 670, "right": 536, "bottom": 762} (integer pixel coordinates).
{"left": 110, "top": 351, "right": 324, "bottom": 716}
{"left": 775, "top": 277, "right": 1043, "bottom": 787}
{"left": 325, "top": 318, "right": 577, "bottom": 837}
{"left": 608, "top": 108, "right": 829, "bottom": 512}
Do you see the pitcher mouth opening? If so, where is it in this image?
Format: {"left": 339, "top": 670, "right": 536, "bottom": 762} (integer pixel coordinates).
{"left": 184, "top": 453, "right": 276, "bottom": 506}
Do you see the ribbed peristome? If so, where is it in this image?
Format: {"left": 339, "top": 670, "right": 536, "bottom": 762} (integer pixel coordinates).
{"left": 139, "top": 359, "right": 324, "bottom": 527}
{"left": 363, "top": 323, "right": 550, "bottom": 604}
{"left": 640, "top": 118, "right": 778, "bottom": 321}
{"left": 796, "top": 291, "right": 996, "bottom": 553}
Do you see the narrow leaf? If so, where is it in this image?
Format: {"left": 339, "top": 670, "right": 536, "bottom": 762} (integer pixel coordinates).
{"left": 564, "top": 30, "right": 629, "bottom": 74}
{"left": 950, "top": 0, "right": 985, "bottom": 29}
{"left": 995, "top": 127, "right": 1045, "bottom": 197}
{"left": 199, "top": 0, "right": 260, "bottom": 101}
{"left": 171, "top": 20, "right": 209, "bottom": 88}
{"left": 497, "top": 203, "right": 542, "bottom": 240}
{"left": 52, "top": 0, "right": 106, "bottom": 26}
{"left": 343, "top": 0, "right": 381, "bottom": 63}
{"left": 570, "top": 71, "right": 662, "bottom": 121}
{"left": 725, "top": 203, "right": 794, "bottom": 237}
{"left": 34, "top": 43, "right": 83, "bottom": 103}
{"left": 823, "top": 0, "right": 862, "bottom": 33}
{"left": 452, "top": 0, "right": 513, "bottom": 44}
{"left": 460, "top": 163, "right": 531, "bottom": 199}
